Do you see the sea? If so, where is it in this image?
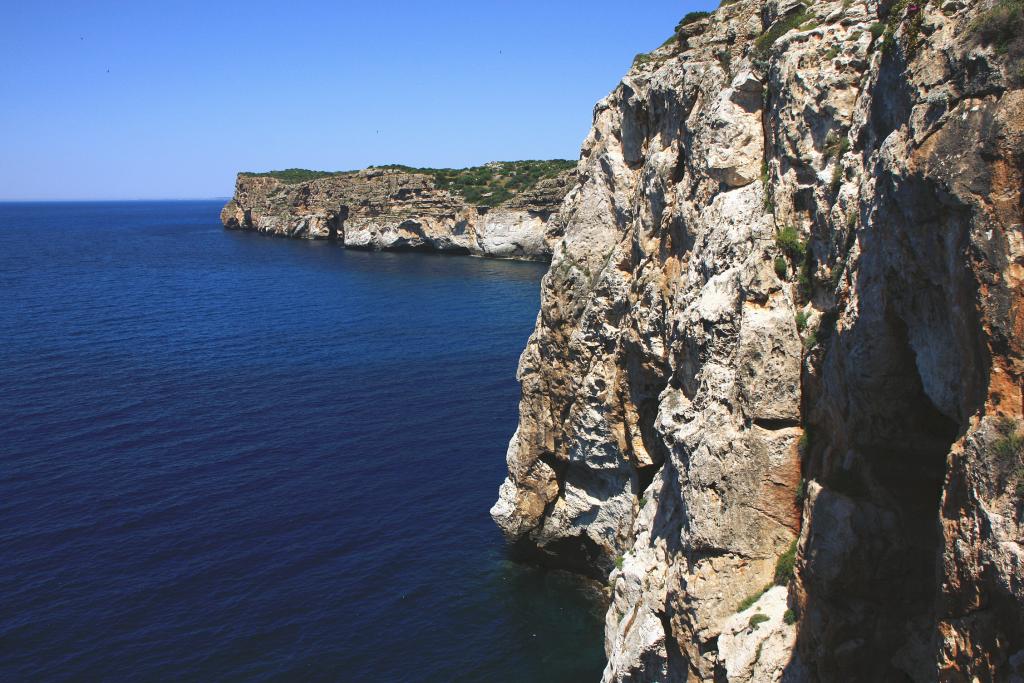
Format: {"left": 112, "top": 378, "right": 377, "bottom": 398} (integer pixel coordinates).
{"left": 0, "top": 200, "right": 606, "bottom": 682}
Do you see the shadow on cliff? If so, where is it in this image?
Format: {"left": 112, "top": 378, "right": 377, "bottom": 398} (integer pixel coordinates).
{"left": 779, "top": 41, "right": 997, "bottom": 681}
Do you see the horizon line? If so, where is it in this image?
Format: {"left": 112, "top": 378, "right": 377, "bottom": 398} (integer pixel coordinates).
{"left": 0, "top": 197, "right": 232, "bottom": 203}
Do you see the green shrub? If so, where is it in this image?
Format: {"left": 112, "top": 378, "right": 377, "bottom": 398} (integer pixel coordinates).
{"left": 797, "top": 258, "right": 815, "bottom": 301}
{"left": 774, "top": 539, "right": 798, "bottom": 585}
{"left": 992, "top": 418, "right": 1024, "bottom": 463}
{"left": 798, "top": 433, "right": 810, "bottom": 458}
{"left": 749, "top": 613, "right": 771, "bottom": 629}
{"left": 795, "top": 310, "right": 810, "bottom": 332}
{"left": 783, "top": 609, "right": 797, "bottom": 625}
{"left": 997, "top": 415, "right": 1020, "bottom": 436}
{"left": 831, "top": 162, "right": 845, "bottom": 193}
{"left": 825, "top": 45, "right": 840, "bottom": 60}
{"left": 372, "top": 159, "right": 575, "bottom": 207}
{"left": 242, "top": 168, "right": 349, "bottom": 184}
{"left": 775, "top": 256, "right": 789, "bottom": 279}
{"left": 877, "top": 0, "right": 930, "bottom": 56}
{"left": 737, "top": 584, "right": 772, "bottom": 612}
{"left": 804, "top": 327, "right": 818, "bottom": 350}
{"left": 678, "top": 11, "right": 711, "bottom": 29}
{"left": 971, "top": 0, "right": 1024, "bottom": 59}
{"left": 247, "top": 160, "right": 577, "bottom": 207}
{"left": 776, "top": 226, "right": 807, "bottom": 263}
{"left": 795, "top": 477, "right": 807, "bottom": 504}
{"left": 823, "top": 132, "right": 850, "bottom": 160}
{"left": 753, "top": 6, "right": 812, "bottom": 60}
{"left": 868, "top": 22, "right": 885, "bottom": 40}
{"left": 615, "top": 554, "right": 624, "bottom": 570}
{"left": 799, "top": 16, "right": 822, "bottom": 31}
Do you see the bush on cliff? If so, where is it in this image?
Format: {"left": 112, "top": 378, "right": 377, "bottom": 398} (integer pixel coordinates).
{"left": 971, "top": 0, "right": 1024, "bottom": 78}
{"left": 990, "top": 417, "right": 1024, "bottom": 497}
{"left": 737, "top": 585, "right": 771, "bottom": 612}
{"left": 775, "top": 226, "right": 806, "bottom": 263}
{"left": 242, "top": 168, "right": 348, "bottom": 184}
{"left": 373, "top": 160, "right": 576, "bottom": 207}
{"left": 753, "top": 5, "right": 812, "bottom": 60}
{"left": 749, "top": 613, "right": 770, "bottom": 629}
{"left": 677, "top": 11, "right": 711, "bottom": 30}
{"left": 775, "top": 256, "right": 788, "bottom": 279}
{"left": 774, "top": 539, "right": 798, "bottom": 585}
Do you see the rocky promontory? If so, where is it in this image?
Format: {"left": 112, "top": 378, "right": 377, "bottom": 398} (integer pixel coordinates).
{"left": 492, "top": 0, "right": 1024, "bottom": 679}
{"left": 220, "top": 161, "right": 576, "bottom": 261}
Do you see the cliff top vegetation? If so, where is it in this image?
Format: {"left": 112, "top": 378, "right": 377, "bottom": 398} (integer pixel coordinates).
{"left": 241, "top": 159, "right": 577, "bottom": 207}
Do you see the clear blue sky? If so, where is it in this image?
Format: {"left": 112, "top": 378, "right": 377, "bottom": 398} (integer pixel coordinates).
{"left": 0, "top": 0, "right": 714, "bottom": 200}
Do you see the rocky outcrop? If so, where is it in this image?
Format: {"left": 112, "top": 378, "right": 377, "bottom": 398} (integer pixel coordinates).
{"left": 220, "top": 165, "right": 576, "bottom": 260}
{"left": 492, "top": 0, "right": 1024, "bottom": 679}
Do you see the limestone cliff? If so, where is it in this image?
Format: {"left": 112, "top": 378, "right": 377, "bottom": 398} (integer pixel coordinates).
{"left": 220, "top": 163, "right": 576, "bottom": 260}
{"left": 492, "top": 0, "right": 1024, "bottom": 679}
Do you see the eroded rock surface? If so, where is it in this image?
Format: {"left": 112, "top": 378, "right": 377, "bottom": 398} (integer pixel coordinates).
{"left": 493, "top": 0, "right": 1024, "bottom": 679}
{"left": 220, "top": 166, "right": 575, "bottom": 260}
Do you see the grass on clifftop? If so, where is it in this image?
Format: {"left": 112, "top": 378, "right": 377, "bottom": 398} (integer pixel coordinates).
{"left": 241, "top": 168, "right": 351, "bottom": 184}
{"left": 373, "top": 160, "right": 576, "bottom": 207}
{"left": 243, "top": 160, "right": 576, "bottom": 207}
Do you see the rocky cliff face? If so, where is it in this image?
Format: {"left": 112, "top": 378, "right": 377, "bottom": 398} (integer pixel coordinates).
{"left": 220, "top": 165, "right": 576, "bottom": 260}
{"left": 492, "top": 0, "right": 1024, "bottom": 679}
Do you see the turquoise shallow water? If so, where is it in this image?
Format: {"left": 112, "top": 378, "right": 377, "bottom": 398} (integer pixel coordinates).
{"left": 0, "top": 200, "right": 606, "bottom": 682}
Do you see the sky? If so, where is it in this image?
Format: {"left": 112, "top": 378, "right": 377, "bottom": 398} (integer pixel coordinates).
{"left": 0, "top": 0, "right": 715, "bottom": 200}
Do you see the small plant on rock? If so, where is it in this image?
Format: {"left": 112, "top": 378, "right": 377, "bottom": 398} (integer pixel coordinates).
{"left": 990, "top": 417, "right": 1024, "bottom": 498}
{"left": 737, "top": 584, "right": 772, "bottom": 612}
{"left": 795, "top": 477, "right": 807, "bottom": 505}
{"left": 804, "top": 325, "right": 819, "bottom": 350}
{"left": 753, "top": 5, "right": 813, "bottom": 60}
{"left": 831, "top": 161, "right": 845, "bottom": 193}
{"left": 783, "top": 609, "right": 797, "bottom": 625}
{"left": 797, "top": 257, "right": 815, "bottom": 301}
{"left": 775, "top": 256, "right": 789, "bottom": 279}
{"left": 992, "top": 417, "right": 1024, "bottom": 460}
{"left": 970, "top": 0, "right": 1024, "bottom": 62}
{"left": 749, "top": 613, "right": 770, "bottom": 629}
{"left": 798, "top": 433, "right": 810, "bottom": 458}
{"left": 823, "top": 132, "right": 851, "bottom": 160}
{"left": 774, "top": 539, "right": 798, "bottom": 585}
{"left": 677, "top": 10, "right": 711, "bottom": 29}
{"left": 776, "top": 226, "right": 806, "bottom": 263}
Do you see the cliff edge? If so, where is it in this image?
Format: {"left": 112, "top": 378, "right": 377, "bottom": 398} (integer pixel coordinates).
{"left": 492, "top": 0, "right": 1024, "bottom": 679}
{"left": 220, "top": 162, "right": 576, "bottom": 261}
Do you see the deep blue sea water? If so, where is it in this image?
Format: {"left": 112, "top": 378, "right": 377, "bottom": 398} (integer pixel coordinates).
{"left": 0, "top": 201, "right": 605, "bottom": 682}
